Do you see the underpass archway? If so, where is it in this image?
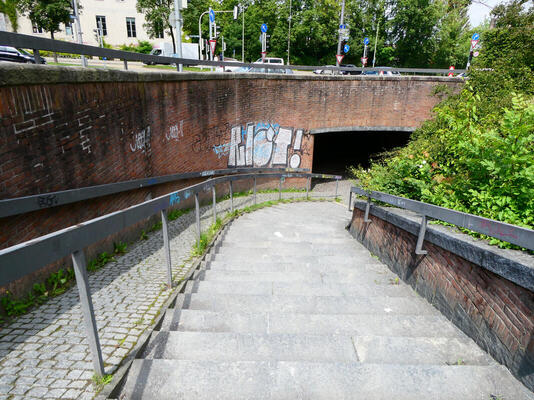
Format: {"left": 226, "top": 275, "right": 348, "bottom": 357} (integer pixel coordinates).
{"left": 311, "top": 130, "right": 413, "bottom": 178}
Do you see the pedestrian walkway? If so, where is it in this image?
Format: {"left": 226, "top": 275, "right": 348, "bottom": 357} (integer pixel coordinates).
{"left": 0, "top": 186, "right": 333, "bottom": 399}
{"left": 119, "top": 202, "right": 533, "bottom": 399}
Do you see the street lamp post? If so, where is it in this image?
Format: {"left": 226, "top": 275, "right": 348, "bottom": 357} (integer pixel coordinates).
{"left": 173, "top": 0, "right": 183, "bottom": 72}
{"left": 72, "top": 0, "right": 87, "bottom": 67}
{"left": 287, "top": 0, "right": 292, "bottom": 65}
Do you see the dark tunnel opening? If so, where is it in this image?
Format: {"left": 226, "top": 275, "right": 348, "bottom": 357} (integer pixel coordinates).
{"left": 312, "top": 131, "right": 413, "bottom": 177}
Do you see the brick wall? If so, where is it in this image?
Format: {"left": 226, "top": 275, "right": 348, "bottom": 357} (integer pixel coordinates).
{"left": 0, "top": 65, "right": 462, "bottom": 294}
{"left": 349, "top": 201, "right": 534, "bottom": 391}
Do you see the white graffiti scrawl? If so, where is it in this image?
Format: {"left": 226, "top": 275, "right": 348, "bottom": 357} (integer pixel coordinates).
{"left": 224, "top": 122, "right": 307, "bottom": 168}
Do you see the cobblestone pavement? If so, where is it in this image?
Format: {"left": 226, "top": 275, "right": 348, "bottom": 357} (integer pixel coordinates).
{"left": 0, "top": 181, "right": 347, "bottom": 399}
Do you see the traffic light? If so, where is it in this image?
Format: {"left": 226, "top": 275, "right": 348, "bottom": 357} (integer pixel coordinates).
{"left": 215, "top": 23, "right": 221, "bottom": 38}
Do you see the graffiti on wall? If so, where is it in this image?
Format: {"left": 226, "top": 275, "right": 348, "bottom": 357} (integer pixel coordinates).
{"left": 216, "top": 122, "right": 308, "bottom": 169}
{"left": 129, "top": 126, "right": 151, "bottom": 153}
{"left": 166, "top": 121, "right": 184, "bottom": 142}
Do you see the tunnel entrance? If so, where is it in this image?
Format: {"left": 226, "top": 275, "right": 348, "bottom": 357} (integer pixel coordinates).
{"left": 311, "top": 130, "right": 412, "bottom": 177}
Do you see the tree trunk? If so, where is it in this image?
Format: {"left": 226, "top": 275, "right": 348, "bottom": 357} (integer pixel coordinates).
{"left": 51, "top": 31, "right": 58, "bottom": 63}
{"left": 169, "top": 27, "right": 176, "bottom": 53}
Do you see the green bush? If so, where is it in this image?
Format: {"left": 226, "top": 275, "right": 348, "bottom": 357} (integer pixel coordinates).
{"left": 119, "top": 41, "right": 153, "bottom": 54}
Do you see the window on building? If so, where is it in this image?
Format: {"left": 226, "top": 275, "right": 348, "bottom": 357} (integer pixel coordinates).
{"left": 65, "top": 22, "right": 73, "bottom": 37}
{"left": 96, "top": 15, "right": 107, "bottom": 36}
{"left": 32, "top": 24, "right": 43, "bottom": 34}
{"left": 126, "top": 17, "right": 136, "bottom": 38}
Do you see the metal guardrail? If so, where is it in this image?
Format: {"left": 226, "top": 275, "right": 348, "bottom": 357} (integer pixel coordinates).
{"left": 349, "top": 186, "right": 534, "bottom": 252}
{"left": 0, "top": 31, "right": 466, "bottom": 75}
{"left": 0, "top": 170, "right": 340, "bottom": 376}
{"left": 0, "top": 167, "right": 308, "bottom": 218}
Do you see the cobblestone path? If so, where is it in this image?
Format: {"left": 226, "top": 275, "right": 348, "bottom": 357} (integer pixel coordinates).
{"left": 0, "top": 183, "right": 344, "bottom": 400}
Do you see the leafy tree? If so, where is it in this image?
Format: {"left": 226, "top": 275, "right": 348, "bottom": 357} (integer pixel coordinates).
{"left": 137, "top": 0, "right": 178, "bottom": 52}
{"left": 17, "top": 0, "right": 71, "bottom": 40}
{"left": 0, "top": 0, "right": 18, "bottom": 32}
{"left": 350, "top": 0, "right": 534, "bottom": 250}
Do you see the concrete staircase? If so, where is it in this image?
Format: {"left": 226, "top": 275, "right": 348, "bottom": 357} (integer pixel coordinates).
{"left": 118, "top": 202, "right": 533, "bottom": 399}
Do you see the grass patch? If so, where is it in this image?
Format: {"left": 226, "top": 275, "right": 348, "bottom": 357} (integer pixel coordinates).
{"left": 92, "top": 374, "right": 113, "bottom": 390}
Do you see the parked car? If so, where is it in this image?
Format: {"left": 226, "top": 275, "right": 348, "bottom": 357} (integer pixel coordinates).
{"left": 0, "top": 46, "right": 46, "bottom": 64}
{"left": 235, "top": 66, "right": 293, "bottom": 74}
{"left": 254, "top": 57, "right": 284, "bottom": 65}
{"left": 216, "top": 58, "right": 242, "bottom": 72}
{"left": 313, "top": 66, "right": 335, "bottom": 75}
{"left": 362, "top": 67, "right": 401, "bottom": 76}
{"left": 340, "top": 64, "right": 359, "bottom": 75}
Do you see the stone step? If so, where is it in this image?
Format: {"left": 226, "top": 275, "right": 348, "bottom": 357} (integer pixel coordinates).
{"left": 174, "top": 293, "right": 437, "bottom": 315}
{"left": 142, "top": 332, "right": 493, "bottom": 366}
{"left": 205, "top": 261, "right": 391, "bottom": 276}
{"left": 196, "top": 270, "right": 398, "bottom": 285}
{"left": 215, "top": 246, "right": 367, "bottom": 257}
{"left": 183, "top": 280, "right": 416, "bottom": 297}
{"left": 164, "top": 310, "right": 460, "bottom": 337}
{"left": 209, "top": 253, "right": 379, "bottom": 265}
{"left": 220, "top": 238, "right": 356, "bottom": 246}
{"left": 121, "top": 359, "right": 532, "bottom": 400}
{"left": 143, "top": 331, "right": 357, "bottom": 362}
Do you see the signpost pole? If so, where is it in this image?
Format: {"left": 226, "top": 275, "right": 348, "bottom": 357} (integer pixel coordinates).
{"left": 372, "top": 20, "right": 379, "bottom": 68}
{"left": 72, "top": 0, "right": 87, "bottom": 67}
{"left": 173, "top": 0, "right": 183, "bottom": 72}
{"left": 336, "top": 0, "right": 346, "bottom": 68}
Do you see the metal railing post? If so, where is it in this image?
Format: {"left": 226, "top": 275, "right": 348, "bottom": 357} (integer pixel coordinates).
{"left": 348, "top": 190, "right": 352, "bottom": 211}
{"left": 229, "top": 181, "right": 234, "bottom": 213}
{"left": 33, "top": 49, "right": 42, "bottom": 64}
{"left": 123, "top": 60, "right": 128, "bottom": 70}
{"left": 212, "top": 186, "right": 217, "bottom": 224}
{"left": 253, "top": 177, "right": 257, "bottom": 205}
{"left": 279, "top": 177, "right": 283, "bottom": 200}
{"left": 415, "top": 215, "right": 428, "bottom": 255}
{"left": 306, "top": 176, "right": 311, "bottom": 199}
{"left": 161, "top": 209, "right": 172, "bottom": 287}
{"left": 71, "top": 250, "right": 105, "bottom": 377}
{"left": 195, "top": 193, "right": 201, "bottom": 242}
{"left": 364, "top": 197, "right": 372, "bottom": 223}
{"left": 335, "top": 179, "right": 339, "bottom": 199}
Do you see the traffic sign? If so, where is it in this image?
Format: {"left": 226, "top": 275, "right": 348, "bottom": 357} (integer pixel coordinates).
{"left": 473, "top": 51, "right": 479, "bottom": 57}
{"left": 261, "top": 51, "right": 267, "bottom": 62}
{"left": 261, "top": 23, "right": 268, "bottom": 33}
{"left": 448, "top": 65, "right": 455, "bottom": 77}
{"left": 209, "top": 8, "right": 215, "bottom": 23}
{"left": 344, "top": 44, "right": 350, "bottom": 53}
{"left": 339, "top": 24, "right": 347, "bottom": 29}
{"left": 361, "top": 57, "right": 367, "bottom": 65}
{"left": 170, "top": 13, "right": 177, "bottom": 28}
{"left": 209, "top": 39, "right": 217, "bottom": 55}
{"left": 472, "top": 33, "right": 479, "bottom": 41}
{"left": 363, "top": 37, "right": 370, "bottom": 45}
{"left": 471, "top": 39, "right": 479, "bottom": 48}
{"left": 336, "top": 54, "right": 344, "bottom": 64}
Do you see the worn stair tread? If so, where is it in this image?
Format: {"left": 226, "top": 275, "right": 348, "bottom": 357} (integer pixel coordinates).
{"left": 184, "top": 280, "right": 417, "bottom": 297}
{"left": 143, "top": 331, "right": 358, "bottom": 362}
{"left": 197, "top": 270, "right": 397, "bottom": 284}
{"left": 175, "top": 293, "right": 436, "bottom": 315}
{"left": 205, "top": 261, "right": 390, "bottom": 275}
{"left": 209, "top": 254, "right": 387, "bottom": 266}
{"left": 121, "top": 359, "right": 533, "bottom": 400}
{"left": 166, "top": 310, "right": 461, "bottom": 337}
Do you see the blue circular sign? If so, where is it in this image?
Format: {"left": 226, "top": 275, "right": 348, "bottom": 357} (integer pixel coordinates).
{"left": 261, "top": 23, "right": 268, "bottom": 33}
{"left": 344, "top": 44, "right": 350, "bottom": 53}
{"left": 339, "top": 24, "right": 346, "bottom": 29}
{"left": 363, "top": 37, "right": 370, "bottom": 45}
{"left": 209, "top": 9, "right": 215, "bottom": 23}
{"left": 472, "top": 33, "right": 479, "bottom": 40}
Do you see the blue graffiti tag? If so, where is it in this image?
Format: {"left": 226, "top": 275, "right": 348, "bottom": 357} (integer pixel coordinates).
{"left": 213, "top": 143, "right": 232, "bottom": 158}
{"left": 170, "top": 193, "right": 181, "bottom": 206}
{"left": 184, "top": 191, "right": 191, "bottom": 200}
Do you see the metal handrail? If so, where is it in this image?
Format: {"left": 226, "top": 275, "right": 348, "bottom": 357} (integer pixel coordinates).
{"left": 0, "top": 31, "right": 466, "bottom": 75}
{"left": 0, "top": 170, "right": 340, "bottom": 376}
{"left": 349, "top": 186, "right": 534, "bottom": 252}
{"left": 0, "top": 167, "right": 308, "bottom": 218}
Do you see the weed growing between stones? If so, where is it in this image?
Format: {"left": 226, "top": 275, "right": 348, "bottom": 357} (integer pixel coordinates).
{"left": 92, "top": 373, "right": 113, "bottom": 391}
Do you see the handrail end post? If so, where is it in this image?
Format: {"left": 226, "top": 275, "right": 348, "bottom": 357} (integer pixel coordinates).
{"left": 415, "top": 215, "right": 428, "bottom": 255}
{"left": 161, "top": 209, "right": 173, "bottom": 288}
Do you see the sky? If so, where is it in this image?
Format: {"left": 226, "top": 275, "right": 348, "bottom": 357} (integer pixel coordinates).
{"left": 468, "top": 0, "right": 505, "bottom": 27}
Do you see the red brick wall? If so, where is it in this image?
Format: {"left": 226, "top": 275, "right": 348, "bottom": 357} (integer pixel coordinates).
{"left": 349, "top": 203, "right": 534, "bottom": 391}
{"left": 0, "top": 70, "right": 461, "bottom": 294}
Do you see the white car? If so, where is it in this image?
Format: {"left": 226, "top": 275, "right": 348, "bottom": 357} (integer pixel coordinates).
{"left": 254, "top": 57, "right": 284, "bottom": 65}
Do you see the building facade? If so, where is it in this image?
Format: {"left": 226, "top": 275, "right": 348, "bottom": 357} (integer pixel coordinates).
{"left": 1, "top": 0, "right": 172, "bottom": 47}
